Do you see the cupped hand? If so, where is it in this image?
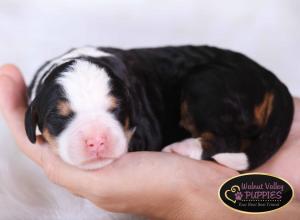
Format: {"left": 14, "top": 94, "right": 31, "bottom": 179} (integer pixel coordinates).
{"left": 0, "top": 64, "right": 299, "bottom": 220}
{"left": 0, "top": 64, "right": 239, "bottom": 219}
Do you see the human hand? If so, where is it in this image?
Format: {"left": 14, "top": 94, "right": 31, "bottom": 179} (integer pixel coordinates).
{"left": 0, "top": 64, "right": 239, "bottom": 219}
{"left": 0, "top": 64, "right": 299, "bottom": 220}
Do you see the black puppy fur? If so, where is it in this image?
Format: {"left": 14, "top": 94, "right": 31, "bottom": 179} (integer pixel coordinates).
{"left": 26, "top": 45, "right": 294, "bottom": 170}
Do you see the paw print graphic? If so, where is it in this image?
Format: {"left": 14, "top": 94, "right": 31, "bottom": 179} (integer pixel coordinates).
{"left": 235, "top": 192, "right": 243, "bottom": 201}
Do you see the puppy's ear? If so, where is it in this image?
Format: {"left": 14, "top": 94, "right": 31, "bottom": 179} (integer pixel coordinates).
{"left": 25, "top": 101, "right": 38, "bottom": 143}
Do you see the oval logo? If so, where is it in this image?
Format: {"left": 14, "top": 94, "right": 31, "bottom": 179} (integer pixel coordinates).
{"left": 219, "top": 173, "right": 294, "bottom": 213}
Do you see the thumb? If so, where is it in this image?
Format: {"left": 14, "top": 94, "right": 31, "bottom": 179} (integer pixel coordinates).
{"left": 0, "top": 64, "right": 43, "bottom": 164}
{"left": 0, "top": 64, "right": 27, "bottom": 114}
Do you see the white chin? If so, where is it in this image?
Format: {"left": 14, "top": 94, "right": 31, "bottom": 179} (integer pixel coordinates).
{"left": 77, "top": 158, "right": 115, "bottom": 170}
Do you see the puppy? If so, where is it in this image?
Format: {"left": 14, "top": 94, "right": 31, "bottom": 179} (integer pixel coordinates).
{"left": 25, "top": 46, "right": 294, "bottom": 170}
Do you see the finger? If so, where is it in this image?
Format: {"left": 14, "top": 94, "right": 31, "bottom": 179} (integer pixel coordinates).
{"left": 0, "top": 64, "right": 27, "bottom": 111}
{"left": 39, "top": 146, "right": 99, "bottom": 197}
{"left": 0, "top": 64, "right": 44, "bottom": 165}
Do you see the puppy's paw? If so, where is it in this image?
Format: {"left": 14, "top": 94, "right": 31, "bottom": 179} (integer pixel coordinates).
{"left": 162, "top": 138, "right": 203, "bottom": 160}
{"left": 212, "top": 152, "right": 249, "bottom": 171}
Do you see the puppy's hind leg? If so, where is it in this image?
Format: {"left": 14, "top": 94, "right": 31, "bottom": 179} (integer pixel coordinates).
{"left": 162, "top": 138, "right": 249, "bottom": 171}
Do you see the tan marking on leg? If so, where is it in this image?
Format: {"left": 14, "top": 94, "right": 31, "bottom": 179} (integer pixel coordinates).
{"left": 57, "top": 100, "right": 72, "bottom": 117}
{"left": 200, "top": 132, "right": 215, "bottom": 150}
{"left": 180, "top": 101, "right": 200, "bottom": 137}
{"left": 240, "top": 139, "right": 251, "bottom": 151}
{"left": 254, "top": 92, "right": 274, "bottom": 127}
{"left": 201, "top": 132, "right": 251, "bottom": 153}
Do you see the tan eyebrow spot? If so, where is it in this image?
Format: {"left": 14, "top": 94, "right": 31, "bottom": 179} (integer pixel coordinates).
{"left": 57, "top": 100, "right": 72, "bottom": 117}
{"left": 254, "top": 92, "right": 274, "bottom": 127}
{"left": 108, "top": 95, "right": 118, "bottom": 111}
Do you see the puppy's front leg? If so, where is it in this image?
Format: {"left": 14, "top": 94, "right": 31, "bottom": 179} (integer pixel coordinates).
{"left": 162, "top": 138, "right": 203, "bottom": 160}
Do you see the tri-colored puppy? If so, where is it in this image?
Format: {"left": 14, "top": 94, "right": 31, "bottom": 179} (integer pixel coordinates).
{"left": 25, "top": 46, "right": 294, "bottom": 170}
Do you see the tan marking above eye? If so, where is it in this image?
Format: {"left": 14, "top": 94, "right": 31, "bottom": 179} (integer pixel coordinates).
{"left": 254, "top": 92, "right": 274, "bottom": 127}
{"left": 57, "top": 100, "right": 72, "bottom": 117}
{"left": 180, "top": 101, "right": 200, "bottom": 137}
{"left": 108, "top": 95, "right": 118, "bottom": 111}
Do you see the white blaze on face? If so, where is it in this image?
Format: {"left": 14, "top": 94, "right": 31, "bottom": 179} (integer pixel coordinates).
{"left": 56, "top": 60, "right": 128, "bottom": 169}
{"left": 31, "top": 46, "right": 110, "bottom": 102}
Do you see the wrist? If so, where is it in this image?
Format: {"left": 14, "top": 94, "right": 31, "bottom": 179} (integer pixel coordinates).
{"left": 167, "top": 179, "right": 237, "bottom": 220}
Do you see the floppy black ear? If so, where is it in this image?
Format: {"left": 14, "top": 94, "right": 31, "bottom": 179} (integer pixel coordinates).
{"left": 25, "top": 102, "right": 38, "bottom": 143}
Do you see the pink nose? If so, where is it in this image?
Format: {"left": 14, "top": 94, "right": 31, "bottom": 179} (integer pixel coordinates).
{"left": 85, "top": 136, "right": 107, "bottom": 154}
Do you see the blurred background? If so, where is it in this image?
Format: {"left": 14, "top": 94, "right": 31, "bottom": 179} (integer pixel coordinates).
{"left": 0, "top": 0, "right": 299, "bottom": 95}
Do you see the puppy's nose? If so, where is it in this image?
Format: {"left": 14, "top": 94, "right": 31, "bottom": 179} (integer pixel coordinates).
{"left": 85, "top": 136, "right": 107, "bottom": 153}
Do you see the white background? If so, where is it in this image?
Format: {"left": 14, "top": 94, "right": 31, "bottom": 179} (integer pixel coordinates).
{"left": 0, "top": 2, "right": 299, "bottom": 217}
{"left": 0, "top": 0, "right": 299, "bottom": 96}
